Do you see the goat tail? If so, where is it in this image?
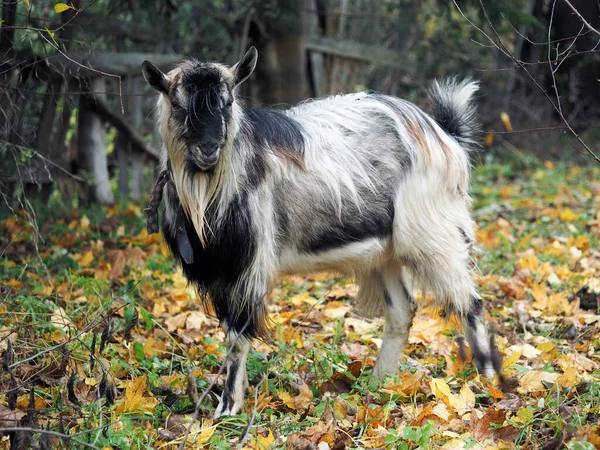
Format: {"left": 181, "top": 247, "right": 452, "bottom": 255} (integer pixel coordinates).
{"left": 429, "top": 78, "right": 480, "bottom": 152}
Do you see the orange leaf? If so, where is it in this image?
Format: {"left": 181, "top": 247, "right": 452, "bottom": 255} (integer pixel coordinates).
{"left": 471, "top": 407, "right": 507, "bottom": 439}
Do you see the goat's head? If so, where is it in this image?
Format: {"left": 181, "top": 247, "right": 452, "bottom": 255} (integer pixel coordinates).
{"left": 142, "top": 47, "right": 258, "bottom": 172}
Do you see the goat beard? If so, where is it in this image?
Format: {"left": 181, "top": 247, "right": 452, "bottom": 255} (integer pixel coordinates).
{"left": 170, "top": 154, "right": 224, "bottom": 247}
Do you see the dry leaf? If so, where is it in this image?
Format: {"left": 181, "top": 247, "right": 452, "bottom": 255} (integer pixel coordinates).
{"left": 79, "top": 250, "right": 94, "bottom": 267}
{"left": 517, "top": 371, "right": 559, "bottom": 395}
{"left": 0, "top": 405, "right": 26, "bottom": 427}
{"left": 344, "top": 317, "right": 379, "bottom": 334}
{"left": 279, "top": 380, "right": 313, "bottom": 411}
{"left": 49, "top": 306, "right": 75, "bottom": 331}
{"left": 471, "top": 407, "right": 506, "bottom": 439}
{"left": 115, "top": 375, "right": 159, "bottom": 413}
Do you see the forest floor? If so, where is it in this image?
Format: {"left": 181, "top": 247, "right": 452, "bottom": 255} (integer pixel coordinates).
{"left": 1, "top": 157, "right": 599, "bottom": 450}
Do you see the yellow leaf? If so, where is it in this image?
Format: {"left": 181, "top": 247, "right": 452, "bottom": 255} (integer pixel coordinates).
{"left": 0, "top": 328, "right": 16, "bottom": 353}
{"left": 517, "top": 231, "right": 536, "bottom": 250}
{"left": 547, "top": 292, "right": 571, "bottom": 316}
{"left": 498, "top": 186, "right": 513, "bottom": 199}
{"left": 453, "top": 383, "right": 476, "bottom": 416}
{"left": 114, "top": 375, "right": 158, "bottom": 413}
{"left": 557, "top": 366, "right": 580, "bottom": 388}
{"left": 80, "top": 215, "right": 90, "bottom": 229}
{"left": 49, "top": 306, "right": 74, "bottom": 331}
{"left": 164, "top": 312, "right": 189, "bottom": 332}
{"left": 531, "top": 282, "right": 548, "bottom": 310}
{"left": 278, "top": 391, "right": 295, "bottom": 409}
{"left": 429, "top": 378, "right": 452, "bottom": 406}
{"left": 322, "top": 301, "right": 352, "bottom": 320}
{"left": 186, "top": 310, "right": 208, "bottom": 330}
{"left": 517, "top": 371, "right": 558, "bottom": 395}
{"left": 500, "top": 111, "right": 512, "bottom": 132}
{"left": 503, "top": 350, "right": 522, "bottom": 369}
{"left": 252, "top": 428, "right": 275, "bottom": 449}
{"left": 536, "top": 342, "right": 556, "bottom": 354}
{"left": 431, "top": 402, "right": 451, "bottom": 421}
{"left": 518, "top": 252, "right": 539, "bottom": 271}
{"left": 23, "top": 0, "right": 30, "bottom": 10}
{"left": 508, "top": 343, "right": 541, "bottom": 359}
{"left": 290, "top": 292, "right": 318, "bottom": 307}
{"left": 559, "top": 208, "right": 579, "bottom": 222}
{"left": 197, "top": 419, "right": 217, "bottom": 444}
{"left": 556, "top": 353, "right": 599, "bottom": 373}
{"left": 79, "top": 250, "right": 94, "bottom": 268}
{"left": 54, "top": 2, "right": 72, "bottom": 13}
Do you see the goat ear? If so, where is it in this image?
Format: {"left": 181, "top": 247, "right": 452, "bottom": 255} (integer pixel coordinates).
{"left": 232, "top": 47, "right": 258, "bottom": 88}
{"left": 142, "top": 61, "right": 169, "bottom": 94}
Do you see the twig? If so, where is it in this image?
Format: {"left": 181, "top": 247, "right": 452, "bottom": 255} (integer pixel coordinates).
{"left": 37, "top": 33, "right": 124, "bottom": 114}
{"left": 7, "top": 285, "right": 137, "bottom": 370}
{"left": 486, "top": 126, "right": 569, "bottom": 134}
{"left": 0, "top": 140, "right": 85, "bottom": 182}
{"left": 561, "top": 0, "right": 600, "bottom": 37}
{"left": 452, "top": 0, "right": 600, "bottom": 164}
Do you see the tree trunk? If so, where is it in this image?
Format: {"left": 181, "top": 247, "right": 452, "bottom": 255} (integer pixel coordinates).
{"left": 115, "top": 130, "right": 130, "bottom": 196}
{"left": 77, "top": 77, "right": 114, "bottom": 205}
{"left": 253, "top": 0, "right": 311, "bottom": 107}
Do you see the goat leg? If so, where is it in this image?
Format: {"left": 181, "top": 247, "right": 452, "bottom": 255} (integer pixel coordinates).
{"left": 143, "top": 170, "right": 169, "bottom": 234}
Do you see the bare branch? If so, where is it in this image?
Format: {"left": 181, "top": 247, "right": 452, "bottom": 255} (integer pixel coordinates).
{"left": 452, "top": 0, "right": 600, "bottom": 164}
{"left": 562, "top": 0, "right": 600, "bottom": 37}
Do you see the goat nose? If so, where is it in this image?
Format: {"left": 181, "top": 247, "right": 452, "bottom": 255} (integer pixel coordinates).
{"left": 199, "top": 144, "right": 218, "bottom": 156}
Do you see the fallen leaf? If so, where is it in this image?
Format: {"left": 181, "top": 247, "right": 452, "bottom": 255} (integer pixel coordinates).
{"left": 279, "top": 380, "right": 313, "bottom": 411}
{"left": 79, "top": 250, "right": 94, "bottom": 267}
{"left": 344, "top": 317, "right": 379, "bottom": 334}
{"left": 164, "top": 312, "right": 190, "bottom": 332}
{"left": 453, "top": 383, "right": 476, "bottom": 416}
{"left": 517, "top": 371, "right": 559, "bottom": 395}
{"left": 185, "top": 310, "right": 208, "bottom": 330}
{"left": 0, "top": 327, "right": 16, "bottom": 352}
{"left": 249, "top": 428, "right": 275, "bottom": 450}
{"left": 429, "top": 378, "right": 453, "bottom": 407}
{"left": 471, "top": 407, "right": 506, "bottom": 439}
{"left": 508, "top": 343, "right": 541, "bottom": 359}
{"left": 115, "top": 375, "right": 159, "bottom": 413}
{"left": 0, "top": 405, "right": 26, "bottom": 427}
{"left": 49, "top": 306, "right": 75, "bottom": 331}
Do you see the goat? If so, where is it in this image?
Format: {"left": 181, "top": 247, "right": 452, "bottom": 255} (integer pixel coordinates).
{"left": 142, "top": 47, "right": 502, "bottom": 418}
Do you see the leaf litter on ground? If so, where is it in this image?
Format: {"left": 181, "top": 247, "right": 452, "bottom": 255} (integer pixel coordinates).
{"left": 0, "top": 160, "right": 599, "bottom": 449}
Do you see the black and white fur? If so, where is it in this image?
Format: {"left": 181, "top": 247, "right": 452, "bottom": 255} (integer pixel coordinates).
{"left": 142, "top": 47, "right": 499, "bottom": 418}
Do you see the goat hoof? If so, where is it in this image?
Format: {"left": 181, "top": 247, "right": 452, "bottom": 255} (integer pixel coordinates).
{"left": 214, "top": 397, "right": 243, "bottom": 419}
